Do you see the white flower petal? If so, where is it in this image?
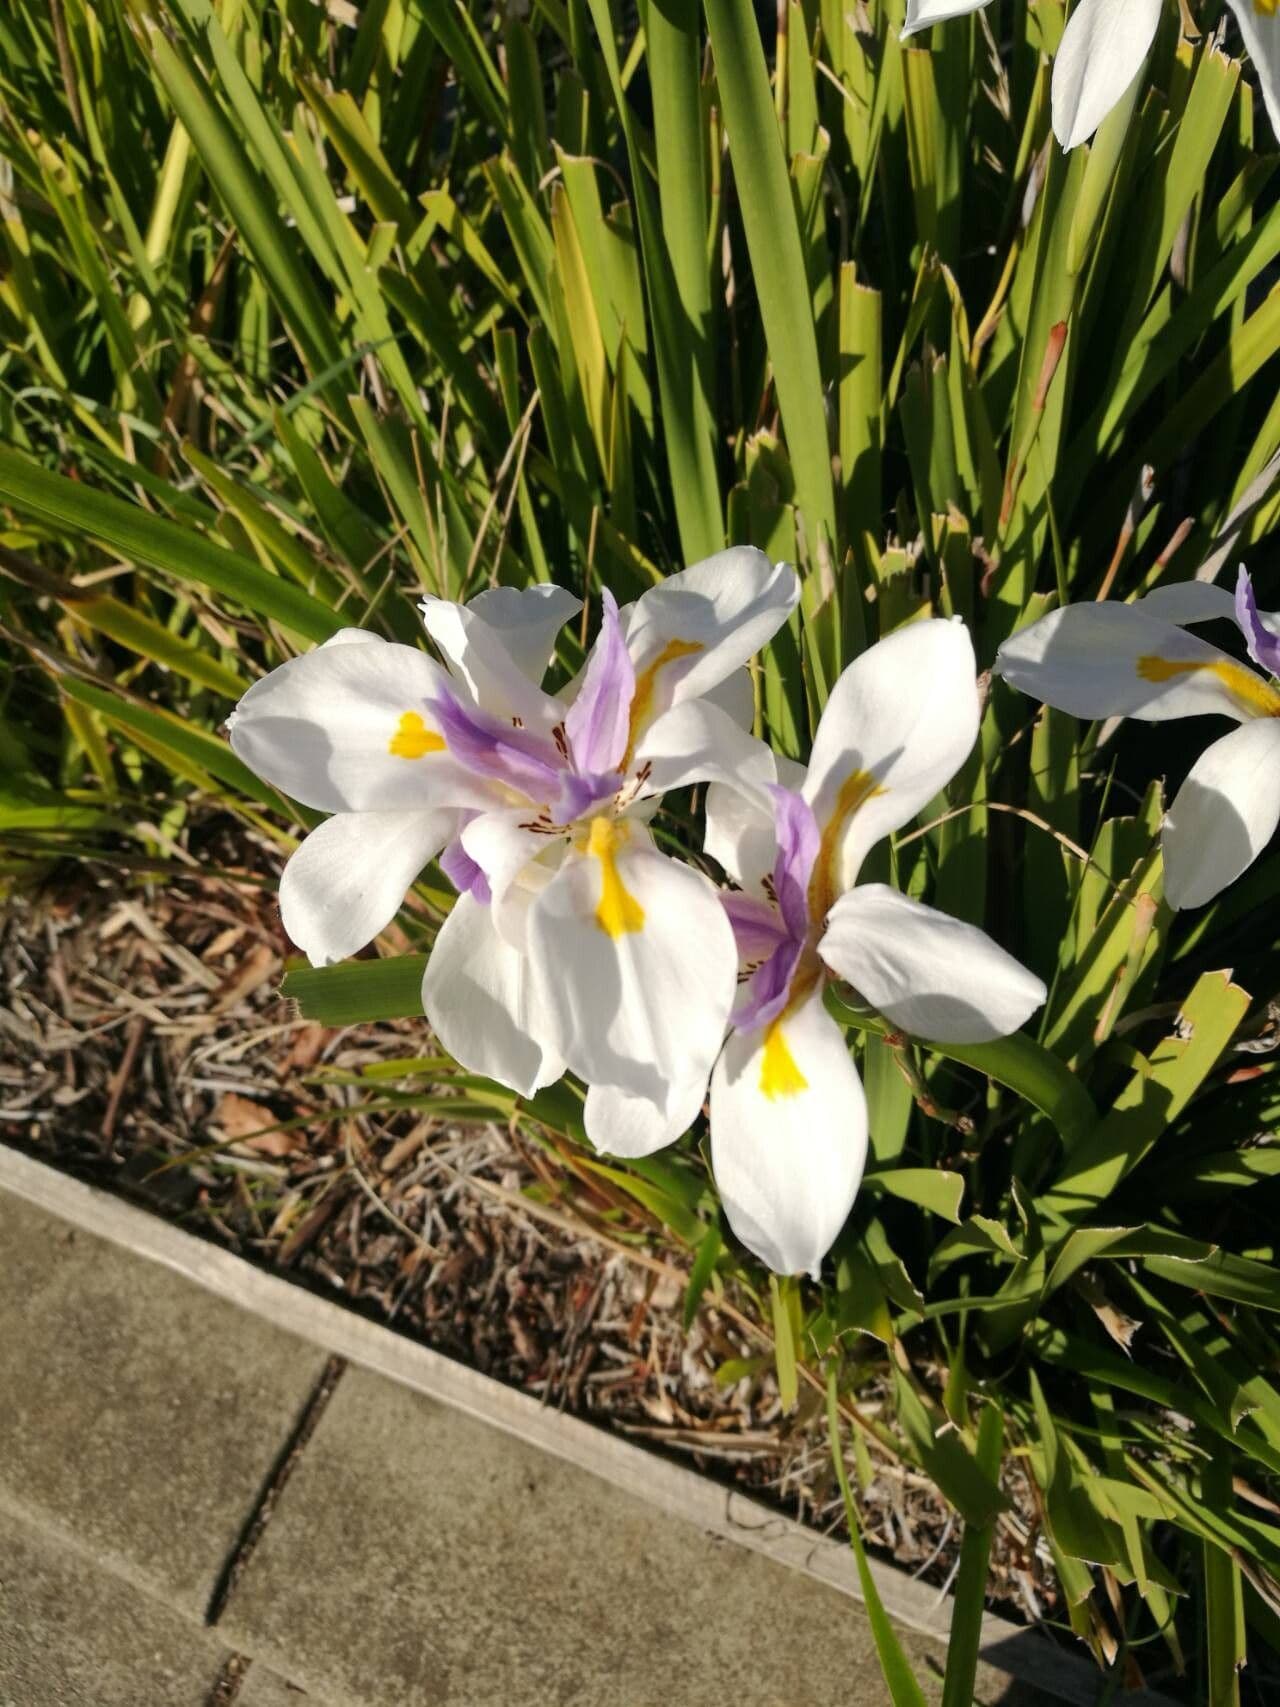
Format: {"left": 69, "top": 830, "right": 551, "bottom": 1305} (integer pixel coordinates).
{"left": 461, "top": 808, "right": 556, "bottom": 905}
{"left": 279, "top": 809, "right": 456, "bottom": 967}
{"left": 1139, "top": 582, "right": 1237, "bottom": 627}
{"left": 319, "top": 627, "right": 388, "bottom": 648}
{"left": 228, "top": 638, "right": 494, "bottom": 814}
{"left": 704, "top": 666, "right": 754, "bottom": 729}
{"left": 996, "top": 602, "right": 1274, "bottom": 724}
{"left": 635, "top": 698, "right": 777, "bottom": 799}
{"left": 420, "top": 595, "right": 565, "bottom": 732}
{"left": 464, "top": 583, "right": 581, "bottom": 682}
{"left": 901, "top": 0, "right": 989, "bottom": 38}
{"left": 1227, "top": 0, "right": 1280, "bottom": 143}
{"left": 704, "top": 755, "right": 807, "bottom": 892}
{"left": 820, "top": 885, "right": 1046, "bottom": 1043}
{"left": 622, "top": 548, "right": 799, "bottom": 741}
{"left": 1163, "top": 720, "right": 1280, "bottom": 910}
{"left": 704, "top": 783, "right": 777, "bottom": 893}
{"left": 528, "top": 825, "right": 737, "bottom": 1102}
{"left": 1051, "top": 0, "right": 1162, "bottom": 151}
{"left": 461, "top": 809, "right": 568, "bottom": 948}
{"left": 802, "top": 619, "right": 980, "bottom": 895}
{"left": 421, "top": 893, "right": 565, "bottom": 1097}
{"left": 710, "top": 990, "right": 867, "bottom": 1279}
{"left": 584, "top": 1073, "right": 709, "bottom": 1160}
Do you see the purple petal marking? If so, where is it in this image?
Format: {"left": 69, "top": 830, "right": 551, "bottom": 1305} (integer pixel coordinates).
{"left": 768, "top": 785, "right": 820, "bottom": 941}
{"left": 565, "top": 589, "right": 636, "bottom": 775}
{"left": 555, "top": 770, "right": 621, "bottom": 823}
{"left": 1235, "top": 567, "right": 1280, "bottom": 679}
{"left": 721, "top": 891, "right": 790, "bottom": 960}
{"left": 718, "top": 788, "right": 820, "bottom": 1034}
{"left": 734, "top": 933, "right": 806, "bottom": 1032}
{"left": 429, "top": 686, "right": 565, "bottom": 803}
{"left": 439, "top": 835, "right": 492, "bottom": 905}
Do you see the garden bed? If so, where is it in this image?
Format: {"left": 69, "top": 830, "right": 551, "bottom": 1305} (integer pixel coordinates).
{"left": 2, "top": 817, "right": 1053, "bottom": 1631}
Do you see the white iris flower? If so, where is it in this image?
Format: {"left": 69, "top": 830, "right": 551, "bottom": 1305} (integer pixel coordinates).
{"left": 597, "top": 619, "right": 1046, "bottom": 1280}
{"left": 996, "top": 570, "right": 1280, "bottom": 910}
{"left": 226, "top": 549, "right": 798, "bottom": 1151}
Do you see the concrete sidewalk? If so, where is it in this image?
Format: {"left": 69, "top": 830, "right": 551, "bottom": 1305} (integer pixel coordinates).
{"left": 0, "top": 1164, "right": 1083, "bottom": 1707}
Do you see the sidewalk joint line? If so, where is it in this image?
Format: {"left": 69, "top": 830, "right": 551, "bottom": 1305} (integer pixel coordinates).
{"left": 204, "top": 1352, "right": 347, "bottom": 1629}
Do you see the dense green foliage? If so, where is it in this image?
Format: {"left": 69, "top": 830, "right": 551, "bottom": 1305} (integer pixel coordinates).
{"left": 2, "top": 0, "right": 1279, "bottom": 1695}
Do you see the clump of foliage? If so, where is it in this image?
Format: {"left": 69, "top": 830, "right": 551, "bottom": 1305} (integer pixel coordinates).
{"left": 2, "top": 0, "right": 1279, "bottom": 1697}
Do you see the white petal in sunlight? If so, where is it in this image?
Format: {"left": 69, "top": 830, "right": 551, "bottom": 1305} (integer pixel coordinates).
{"left": 622, "top": 548, "right": 798, "bottom": 739}
{"left": 819, "top": 884, "right": 1046, "bottom": 1043}
{"left": 1226, "top": 1, "right": 1280, "bottom": 143}
{"left": 421, "top": 891, "right": 565, "bottom": 1098}
{"left": 1051, "top": 0, "right": 1162, "bottom": 151}
{"left": 228, "top": 637, "right": 494, "bottom": 814}
{"left": 996, "top": 602, "right": 1278, "bottom": 724}
{"left": 704, "top": 782, "right": 777, "bottom": 893}
{"left": 901, "top": 0, "right": 989, "bottom": 38}
{"left": 802, "top": 619, "right": 979, "bottom": 896}
{"left": 279, "top": 809, "right": 457, "bottom": 967}
{"left": 635, "top": 698, "right": 777, "bottom": 800}
{"left": 1139, "top": 582, "right": 1237, "bottom": 627}
{"left": 704, "top": 755, "right": 806, "bottom": 893}
{"left": 460, "top": 809, "right": 566, "bottom": 949}
{"left": 420, "top": 594, "right": 565, "bottom": 731}
{"left": 461, "top": 808, "right": 558, "bottom": 907}
{"left": 703, "top": 666, "right": 754, "bottom": 729}
{"left": 528, "top": 821, "right": 737, "bottom": 1104}
{"left": 1163, "top": 720, "right": 1280, "bottom": 910}
{"left": 464, "top": 583, "right": 581, "bottom": 682}
{"left": 710, "top": 989, "right": 867, "bottom": 1280}
{"left": 584, "top": 1073, "right": 709, "bottom": 1160}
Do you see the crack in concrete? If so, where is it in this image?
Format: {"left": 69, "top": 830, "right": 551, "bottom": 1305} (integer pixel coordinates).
{"left": 204, "top": 1353, "right": 347, "bottom": 1630}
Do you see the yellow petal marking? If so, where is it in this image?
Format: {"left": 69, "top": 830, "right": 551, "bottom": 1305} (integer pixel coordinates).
{"left": 587, "top": 816, "right": 646, "bottom": 938}
{"left": 388, "top": 710, "right": 446, "bottom": 759}
{"left": 759, "top": 1020, "right": 808, "bottom": 1100}
{"left": 808, "top": 767, "right": 885, "bottom": 925}
{"left": 1136, "top": 656, "right": 1280, "bottom": 720}
{"left": 1253, "top": 1, "right": 1277, "bottom": 16}
{"left": 622, "top": 637, "right": 704, "bottom": 769}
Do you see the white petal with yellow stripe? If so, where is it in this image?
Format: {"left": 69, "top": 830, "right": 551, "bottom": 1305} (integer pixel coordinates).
{"left": 996, "top": 603, "right": 1278, "bottom": 724}
{"left": 710, "top": 988, "right": 868, "bottom": 1279}
{"left": 421, "top": 888, "right": 565, "bottom": 1099}
{"left": 620, "top": 548, "right": 799, "bottom": 744}
{"left": 279, "top": 808, "right": 458, "bottom": 967}
{"left": 820, "top": 885, "right": 1046, "bottom": 1044}
{"left": 1164, "top": 720, "right": 1280, "bottom": 910}
{"left": 802, "top": 618, "right": 980, "bottom": 899}
{"left": 527, "top": 816, "right": 737, "bottom": 1104}
{"left": 227, "top": 632, "right": 497, "bottom": 814}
